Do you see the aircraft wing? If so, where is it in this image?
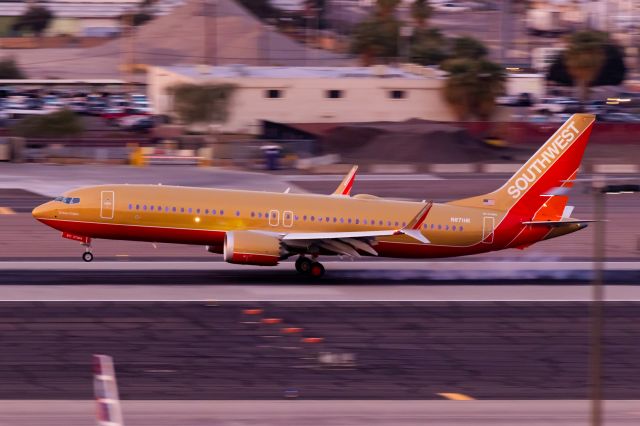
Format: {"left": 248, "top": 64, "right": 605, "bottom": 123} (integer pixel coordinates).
{"left": 281, "top": 202, "right": 432, "bottom": 257}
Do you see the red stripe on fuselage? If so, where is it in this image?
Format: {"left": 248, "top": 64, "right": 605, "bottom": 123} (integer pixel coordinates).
{"left": 39, "top": 218, "right": 226, "bottom": 246}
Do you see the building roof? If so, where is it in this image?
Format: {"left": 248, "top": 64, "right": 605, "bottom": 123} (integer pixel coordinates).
{"left": 0, "top": 0, "right": 184, "bottom": 18}
{"left": 159, "top": 65, "right": 435, "bottom": 80}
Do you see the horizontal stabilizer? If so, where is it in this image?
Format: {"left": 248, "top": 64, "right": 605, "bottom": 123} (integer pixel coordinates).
{"left": 523, "top": 219, "right": 597, "bottom": 226}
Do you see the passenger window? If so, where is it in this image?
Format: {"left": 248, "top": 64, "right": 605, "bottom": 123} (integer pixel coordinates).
{"left": 311, "top": 216, "right": 315, "bottom": 221}
{"left": 319, "top": 217, "right": 323, "bottom": 222}
{"left": 355, "top": 219, "right": 359, "bottom": 224}
{"left": 236, "top": 210, "right": 240, "bottom": 217}
{"left": 438, "top": 224, "right": 442, "bottom": 230}
{"left": 180, "top": 207, "right": 184, "bottom": 213}
{"left": 128, "top": 204, "right": 133, "bottom": 210}
{"left": 73, "top": 198, "right": 80, "bottom": 204}
{"left": 220, "top": 210, "right": 224, "bottom": 215}
{"left": 251, "top": 212, "right": 255, "bottom": 217}
{"left": 303, "top": 215, "right": 307, "bottom": 221}
{"left": 196, "top": 209, "right": 201, "bottom": 214}
{"left": 188, "top": 208, "right": 192, "bottom": 213}
{"left": 150, "top": 206, "right": 154, "bottom": 211}
{"left": 143, "top": 205, "right": 147, "bottom": 211}
{"left": 136, "top": 204, "right": 140, "bottom": 210}
{"left": 453, "top": 225, "right": 457, "bottom": 231}
{"left": 348, "top": 218, "right": 352, "bottom": 224}
{"left": 459, "top": 226, "right": 464, "bottom": 231}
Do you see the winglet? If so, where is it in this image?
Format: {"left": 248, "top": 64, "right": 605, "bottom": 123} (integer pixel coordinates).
{"left": 332, "top": 165, "right": 358, "bottom": 196}
{"left": 398, "top": 201, "right": 433, "bottom": 244}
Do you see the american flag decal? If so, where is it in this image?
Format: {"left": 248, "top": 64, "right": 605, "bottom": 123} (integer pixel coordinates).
{"left": 483, "top": 199, "right": 495, "bottom": 206}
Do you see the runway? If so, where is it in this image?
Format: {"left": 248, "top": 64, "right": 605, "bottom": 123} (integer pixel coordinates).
{"left": 1, "top": 400, "right": 640, "bottom": 426}
{"left": 0, "top": 301, "right": 638, "bottom": 400}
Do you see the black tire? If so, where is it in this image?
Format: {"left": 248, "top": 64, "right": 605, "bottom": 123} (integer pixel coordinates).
{"left": 295, "top": 257, "right": 313, "bottom": 274}
{"left": 82, "top": 252, "right": 94, "bottom": 262}
{"left": 309, "top": 262, "right": 325, "bottom": 278}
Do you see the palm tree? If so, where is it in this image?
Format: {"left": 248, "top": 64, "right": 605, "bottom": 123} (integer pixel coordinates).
{"left": 351, "top": 0, "right": 401, "bottom": 65}
{"left": 410, "top": 0, "right": 432, "bottom": 29}
{"left": 376, "top": 0, "right": 401, "bottom": 18}
{"left": 441, "top": 58, "right": 505, "bottom": 120}
{"left": 564, "top": 31, "right": 607, "bottom": 103}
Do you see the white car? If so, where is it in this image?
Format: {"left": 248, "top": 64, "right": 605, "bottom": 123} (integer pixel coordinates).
{"left": 434, "top": 3, "right": 470, "bottom": 12}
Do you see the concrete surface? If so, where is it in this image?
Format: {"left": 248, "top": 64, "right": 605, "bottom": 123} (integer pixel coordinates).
{"left": 0, "top": 400, "right": 639, "bottom": 426}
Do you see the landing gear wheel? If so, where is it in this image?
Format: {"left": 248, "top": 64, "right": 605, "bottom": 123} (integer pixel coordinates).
{"left": 82, "top": 252, "right": 94, "bottom": 262}
{"left": 295, "top": 257, "right": 313, "bottom": 274}
{"left": 309, "top": 262, "right": 325, "bottom": 278}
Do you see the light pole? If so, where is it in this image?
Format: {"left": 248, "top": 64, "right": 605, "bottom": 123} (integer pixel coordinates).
{"left": 590, "top": 182, "right": 640, "bottom": 426}
{"left": 590, "top": 176, "right": 605, "bottom": 426}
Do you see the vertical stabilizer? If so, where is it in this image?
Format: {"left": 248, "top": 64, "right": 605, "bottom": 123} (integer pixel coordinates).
{"left": 450, "top": 114, "right": 595, "bottom": 214}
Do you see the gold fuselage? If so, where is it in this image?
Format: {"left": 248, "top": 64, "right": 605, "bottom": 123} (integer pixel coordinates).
{"left": 32, "top": 184, "right": 579, "bottom": 259}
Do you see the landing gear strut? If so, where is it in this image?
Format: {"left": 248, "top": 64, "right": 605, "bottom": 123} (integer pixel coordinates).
{"left": 295, "top": 256, "right": 325, "bottom": 278}
{"left": 82, "top": 242, "right": 93, "bottom": 262}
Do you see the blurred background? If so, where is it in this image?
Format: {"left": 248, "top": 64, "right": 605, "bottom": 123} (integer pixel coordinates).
{"left": 0, "top": 1, "right": 640, "bottom": 425}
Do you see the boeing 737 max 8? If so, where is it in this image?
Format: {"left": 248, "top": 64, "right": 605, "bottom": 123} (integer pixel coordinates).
{"left": 33, "top": 114, "right": 595, "bottom": 277}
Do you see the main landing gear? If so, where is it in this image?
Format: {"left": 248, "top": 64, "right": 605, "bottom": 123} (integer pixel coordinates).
{"left": 295, "top": 256, "right": 325, "bottom": 278}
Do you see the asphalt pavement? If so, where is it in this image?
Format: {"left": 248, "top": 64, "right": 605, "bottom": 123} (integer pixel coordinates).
{"left": 0, "top": 301, "right": 638, "bottom": 400}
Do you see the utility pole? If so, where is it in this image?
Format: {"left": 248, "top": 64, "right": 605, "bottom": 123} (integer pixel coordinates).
{"left": 590, "top": 176, "right": 606, "bottom": 426}
{"left": 203, "top": 0, "right": 217, "bottom": 66}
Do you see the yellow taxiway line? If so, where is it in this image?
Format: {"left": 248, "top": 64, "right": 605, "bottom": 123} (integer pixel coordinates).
{"left": 438, "top": 393, "right": 475, "bottom": 401}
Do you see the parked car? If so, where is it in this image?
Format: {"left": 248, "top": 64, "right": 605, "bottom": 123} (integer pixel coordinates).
{"left": 600, "top": 112, "right": 640, "bottom": 123}
{"left": 102, "top": 107, "right": 149, "bottom": 125}
{"left": 531, "top": 97, "right": 580, "bottom": 114}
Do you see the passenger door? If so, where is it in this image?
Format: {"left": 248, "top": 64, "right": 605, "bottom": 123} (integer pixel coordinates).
{"left": 100, "top": 190, "right": 115, "bottom": 220}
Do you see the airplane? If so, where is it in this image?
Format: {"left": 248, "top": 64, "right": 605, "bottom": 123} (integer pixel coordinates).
{"left": 32, "top": 114, "right": 596, "bottom": 278}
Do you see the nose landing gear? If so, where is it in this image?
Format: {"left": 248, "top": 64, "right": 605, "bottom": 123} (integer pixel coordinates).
{"left": 81, "top": 241, "right": 93, "bottom": 262}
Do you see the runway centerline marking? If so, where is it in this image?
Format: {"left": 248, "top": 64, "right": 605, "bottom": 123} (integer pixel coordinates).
{"left": 438, "top": 392, "right": 475, "bottom": 401}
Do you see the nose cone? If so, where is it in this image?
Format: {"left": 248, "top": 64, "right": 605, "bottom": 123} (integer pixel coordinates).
{"left": 32, "top": 202, "right": 52, "bottom": 221}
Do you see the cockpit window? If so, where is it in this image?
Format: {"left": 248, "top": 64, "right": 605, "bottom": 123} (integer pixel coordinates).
{"left": 53, "top": 196, "right": 80, "bottom": 204}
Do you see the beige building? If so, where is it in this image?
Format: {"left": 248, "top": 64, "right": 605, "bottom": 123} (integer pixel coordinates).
{"left": 147, "top": 64, "right": 455, "bottom": 134}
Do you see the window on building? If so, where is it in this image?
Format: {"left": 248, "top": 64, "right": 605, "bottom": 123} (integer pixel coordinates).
{"left": 265, "top": 89, "right": 282, "bottom": 99}
{"left": 326, "top": 89, "right": 343, "bottom": 99}
{"left": 389, "top": 90, "right": 406, "bottom": 99}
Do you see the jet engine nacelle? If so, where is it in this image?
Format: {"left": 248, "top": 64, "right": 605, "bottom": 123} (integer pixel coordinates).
{"left": 223, "top": 231, "right": 282, "bottom": 266}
